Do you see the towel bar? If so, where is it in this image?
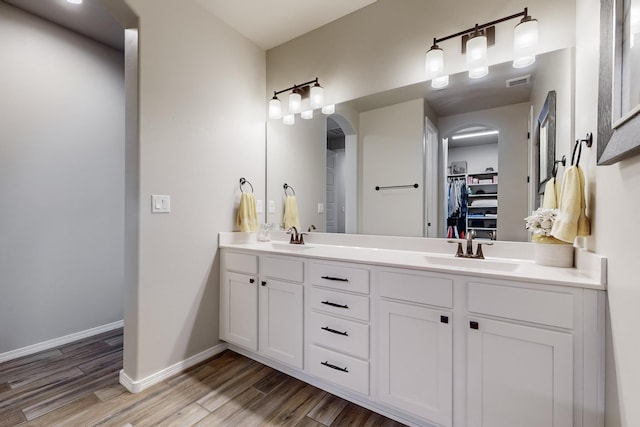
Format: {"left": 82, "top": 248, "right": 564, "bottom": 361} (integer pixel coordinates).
{"left": 375, "top": 183, "right": 419, "bottom": 191}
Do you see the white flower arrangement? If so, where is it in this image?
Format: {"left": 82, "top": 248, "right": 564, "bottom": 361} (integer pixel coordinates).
{"left": 524, "top": 207, "right": 559, "bottom": 236}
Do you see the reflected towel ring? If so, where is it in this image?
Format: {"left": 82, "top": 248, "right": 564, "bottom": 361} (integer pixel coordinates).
{"left": 239, "top": 177, "right": 254, "bottom": 193}
{"left": 283, "top": 183, "right": 296, "bottom": 196}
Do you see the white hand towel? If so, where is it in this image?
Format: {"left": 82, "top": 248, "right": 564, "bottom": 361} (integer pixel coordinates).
{"left": 283, "top": 195, "right": 300, "bottom": 230}
{"left": 551, "top": 165, "right": 590, "bottom": 243}
{"left": 542, "top": 177, "right": 558, "bottom": 209}
{"left": 237, "top": 192, "right": 259, "bottom": 232}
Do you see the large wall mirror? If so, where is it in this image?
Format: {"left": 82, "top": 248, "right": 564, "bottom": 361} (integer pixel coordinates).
{"left": 265, "top": 48, "right": 574, "bottom": 242}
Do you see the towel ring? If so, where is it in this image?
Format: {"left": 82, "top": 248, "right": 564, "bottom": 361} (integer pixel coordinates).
{"left": 239, "top": 177, "right": 254, "bottom": 193}
{"left": 552, "top": 155, "right": 566, "bottom": 178}
{"left": 283, "top": 183, "right": 296, "bottom": 196}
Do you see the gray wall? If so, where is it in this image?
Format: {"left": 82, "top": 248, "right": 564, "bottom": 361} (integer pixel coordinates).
{"left": 121, "top": 0, "right": 266, "bottom": 381}
{"left": 0, "top": 3, "right": 125, "bottom": 354}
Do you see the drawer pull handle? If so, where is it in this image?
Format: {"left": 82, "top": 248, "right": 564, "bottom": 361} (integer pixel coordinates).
{"left": 321, "top": 276, "right": 349, "bottom": 282}
{"left": 321, "top": 361, "right": 349, "bottom": 373}
{"left": 321, "top": 326, "right": 349, "bottom": 336}
{"left": 261, "top": 281, "right": 267, "bottom": 286}
{"left": 249, "top": 279, "right": 255, "bottom": 284}
{"left": 321, "top": 301, "right": 349, "bottom": 309}
{"left": 470, "top": 321, "right": 479, "bottom": 330}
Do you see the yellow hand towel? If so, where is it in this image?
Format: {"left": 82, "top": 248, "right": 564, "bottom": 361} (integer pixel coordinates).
{"left": 551, "top": 165, "right": 590, "bottom": 243}
{"left": 283, "top": 195, "right": 300, "bottom": 230}
{"left": 542, "top": 177, "right": 558, "bottom": 209}
{"left": 237, "top": 192, "right": 259, "bottom": 232}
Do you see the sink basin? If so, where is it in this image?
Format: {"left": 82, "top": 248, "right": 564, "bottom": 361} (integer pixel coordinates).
{"left": 424, "top": 255, "right": 521, "bottom": 272}
{"left": 267, "top": 242, "right": 314, "bottom": 251}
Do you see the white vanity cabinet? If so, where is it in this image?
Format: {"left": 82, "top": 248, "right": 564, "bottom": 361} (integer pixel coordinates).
{"left": 220, "top": 252, "right": 259, "bottom": 351}
{"left": 376, "top": 268, "right": 454, "bottom": 427}
{"left": 465, "top": 280, "right": 602, "bottom": 427}
{"left": 220, "top": 250, "right": 304, "bottom": 369}
{"left": 219, "top": 241, "right": 605, "bottom": 427}
{"left": 307, "top": 261, "right": 372, "bottom": 396}
{"left": 259, "top": 256, "right": 304, "bottom": 369}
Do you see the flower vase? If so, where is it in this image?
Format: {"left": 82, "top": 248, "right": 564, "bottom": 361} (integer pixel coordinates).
{"left": 532, "top": 234, "right": 574, "bottom": 268}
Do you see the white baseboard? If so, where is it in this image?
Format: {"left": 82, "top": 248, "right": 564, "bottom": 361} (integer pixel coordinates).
{"left": 0, "top": 320, "right": 124, "bottom": 364}
{"left": 119, "top": 342, "right": 228, "bottom": 393}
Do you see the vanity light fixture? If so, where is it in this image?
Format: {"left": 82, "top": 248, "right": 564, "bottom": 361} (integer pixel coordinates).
{"left": 425, "top": 7, "right": 538, "bottom": 87}
{"left": 268, "top": 77, "right": 329, "bottom": 124}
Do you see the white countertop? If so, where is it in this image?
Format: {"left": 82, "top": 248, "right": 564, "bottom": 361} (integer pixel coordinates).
{"left": 219, "top": 232, "right": 607, "bottom": 290}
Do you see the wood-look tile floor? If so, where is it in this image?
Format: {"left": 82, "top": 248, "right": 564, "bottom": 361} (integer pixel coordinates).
{"left": 0, "top": 329, "right": 406, "bottom": 426}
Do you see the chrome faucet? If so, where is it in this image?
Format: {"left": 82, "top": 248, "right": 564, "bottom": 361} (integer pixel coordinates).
{"left": 287, "top": 226, "right": 307, "bottom": 244}
{"left": 466, "top": 230, "right": 475, "bottom": 256}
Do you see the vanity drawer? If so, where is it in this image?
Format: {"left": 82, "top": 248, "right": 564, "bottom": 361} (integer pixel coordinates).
{"left": 378, "top": 270, "right": 453, "bottom": 308}
{"left": 468, "top": 281, "right": 574, "bottom": 329}
{"left": 310, "top": 288, "right": 370, "bottom": 321}
{"left": 225, "top": 251, "right": 258, "bottom": 275}
{"left": 309, "top": 262, "right": 370, "bottom": 294}
{"left": 309, "top": 344, "right": 369, "bottom": 395}
{"left": 309, "top": 311, "right": 369, "bottom": 360}
{"left": 260, "top": 256, "right": 304, "bottom": 283}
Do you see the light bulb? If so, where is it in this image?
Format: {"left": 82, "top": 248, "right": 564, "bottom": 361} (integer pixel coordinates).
{"left": 513, "top": 17, "right": 538, "bottom": 68}
{"left": 301, "top": 98, "right": 313, "bottom": 119}
{"left": 66, "top": 0, "right": 83, "bottom": 3}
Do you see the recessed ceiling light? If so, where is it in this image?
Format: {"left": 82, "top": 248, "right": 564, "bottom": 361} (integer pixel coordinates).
{"left": 66, "top": 0, "right": 83, "bottom": 4}
{"left": 451, "top": 130, "right": 499, "bottom": 140}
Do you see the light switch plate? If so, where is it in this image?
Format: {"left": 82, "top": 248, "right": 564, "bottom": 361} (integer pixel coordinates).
{"left": 256, "top": 199, "right": 263, "bottom": 214}
{"left": 317, "top": 203, "right": 324, "bottom": 214}
{"left": 151, "top": 195, "right": 171, "bottom": 213}
{"left": 268, "top": 200, "right": 275, "bottom": 213}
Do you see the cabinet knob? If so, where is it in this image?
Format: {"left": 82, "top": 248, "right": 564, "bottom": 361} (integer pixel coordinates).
{"left": 441, "top": 315, "right": 449, "bottom": 324}
{"left": 470, "top": 321, "right": 479, "bottom": 330}
{"left": 249, "top": 278, "right": 255, "bottom": 284}
{"left": 261, "top": 281, "right": 267, "bottom": 286}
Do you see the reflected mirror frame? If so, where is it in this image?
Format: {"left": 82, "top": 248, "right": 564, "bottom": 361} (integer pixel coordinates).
{"left": 537, "top": 90, "right": 556, "bottom": 195}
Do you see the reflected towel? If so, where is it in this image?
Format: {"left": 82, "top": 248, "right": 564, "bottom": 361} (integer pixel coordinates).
{"left": 551, "top": 165, "right": 590, "bottom": 243}
{"left": 283, "top": 195, "right": 300, "bottom": 230}
{"left": 469, "top": 199, "right": 497, "bottom": 207}
{"left": 542, "top": 177, "right": 559, "bottom": 209}
{"left": 237, "top": 192, "right": 259, "bottom": 232}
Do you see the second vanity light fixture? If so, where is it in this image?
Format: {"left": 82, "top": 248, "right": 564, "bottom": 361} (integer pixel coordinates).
{"left": 268, "top": 77, "right": 335, "bottom": 125}
{"left": 425, "top": 7, "right": 538, "bottom": 89}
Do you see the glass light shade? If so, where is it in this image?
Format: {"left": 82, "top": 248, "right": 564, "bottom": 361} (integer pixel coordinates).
{"left": 66, "top": 0, "right": 83, "bottom": 3}
{"left": 425, "top": 47, "right": 444, "bottom": 80}
{"left": 268, "top": 97, "right": 281, "bottom": 120}
{"left": 288, "top": 92, "right": 302, "bottom": 114}
{"left": 513, "top": 18, "right": 538, "bottom": 68}
{"left": 322, "top": 104, "right": 335, "bottom": 114}
{"left": 431, "top": 74, "right": 449, "bottom": 89}
{"left": 283, "top": 114, "right": 295, "bottom": 125}
{"left": 310, "top": 84, "right": 324, "bottom": 109}
{"left": 466, "top": 34, "right": 488, "bottom": 79}
{"left": 301, "top": 98, "right": 313, "bottom": 119}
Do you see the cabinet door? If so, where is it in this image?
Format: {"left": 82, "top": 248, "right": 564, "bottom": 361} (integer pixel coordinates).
{"left": 220, "top": 271, "right": 258, "bottom": 351}
{"left": 378, "top": 300, "right": 452, "bottom": 427}
{"left": 259, "top": 279, "right": 303, "bottom": 369}
{"left": 467, "top": 318, "right": 573, "bottom": 427}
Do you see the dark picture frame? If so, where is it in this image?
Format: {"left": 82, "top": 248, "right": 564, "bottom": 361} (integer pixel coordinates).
{"left": 598, "top": 0, "right": 640, "bottom": 165}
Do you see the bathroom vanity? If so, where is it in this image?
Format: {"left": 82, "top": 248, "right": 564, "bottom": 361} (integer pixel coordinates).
{"left": 218, "top": 232, "right": 606, "bottom": 427}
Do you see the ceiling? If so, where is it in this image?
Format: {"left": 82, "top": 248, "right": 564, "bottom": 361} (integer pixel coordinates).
{"left": 3, "top": 0, "right": 124, "bottom": 51}
{"left": 195, "top": 0, "right": 377, "bottom": 50}
{"left": 3, "top": 0, "right": 376, "bottom": 52}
